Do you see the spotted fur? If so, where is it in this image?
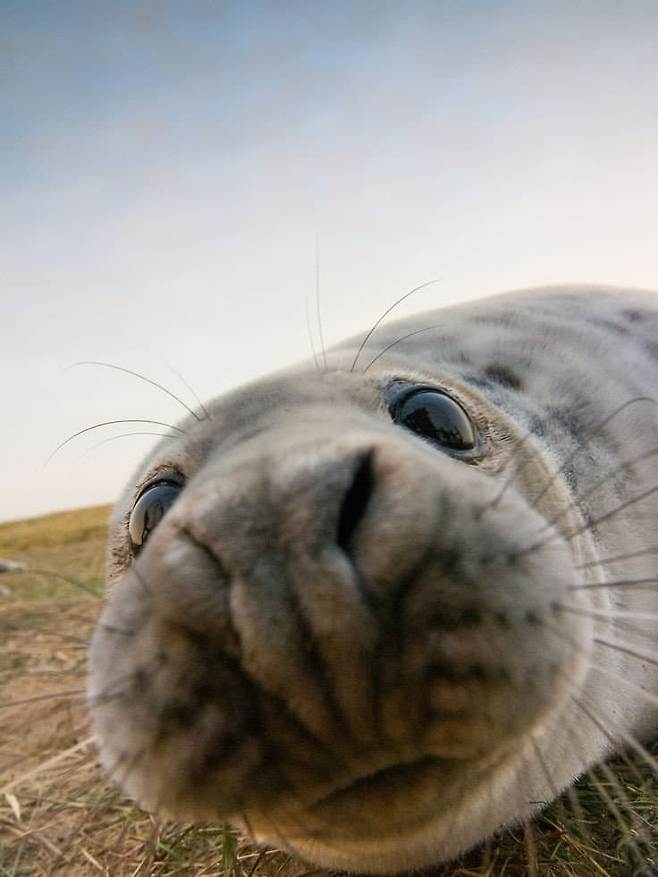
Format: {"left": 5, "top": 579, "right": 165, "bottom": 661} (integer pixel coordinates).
{"left": 89, "top": 285, "right": 658, "bottom": 873}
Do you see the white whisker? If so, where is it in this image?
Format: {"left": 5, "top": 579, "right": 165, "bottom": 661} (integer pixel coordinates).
{"left": 557, "top": 603, "right": 658, "bottom": 623}
{"left": 594, "top": 637, "right": 658, "bottom": 668}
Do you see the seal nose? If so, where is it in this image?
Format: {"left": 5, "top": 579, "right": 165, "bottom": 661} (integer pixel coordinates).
{"left": 137, "top": 434, "right": 443, "bottom": 754}
{"left": 336, "top": 451, "right": 376, "bottom": 555}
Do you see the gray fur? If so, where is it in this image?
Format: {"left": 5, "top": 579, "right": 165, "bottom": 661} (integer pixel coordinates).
{"left": 88, "top": 285, "right": 658, "bottom": 872}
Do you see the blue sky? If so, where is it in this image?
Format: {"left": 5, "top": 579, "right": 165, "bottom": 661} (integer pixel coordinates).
{"left": 3, "top": 1, "right": 658, "bottom": 520}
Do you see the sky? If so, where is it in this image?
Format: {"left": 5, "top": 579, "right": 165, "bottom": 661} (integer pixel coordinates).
{"left": 2, "top": 0, "right": 658, "bottom": 522}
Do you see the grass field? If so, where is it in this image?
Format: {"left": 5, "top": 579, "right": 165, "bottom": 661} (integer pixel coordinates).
{"left": 0, "top": 506, "right": 656, "bottom": 876}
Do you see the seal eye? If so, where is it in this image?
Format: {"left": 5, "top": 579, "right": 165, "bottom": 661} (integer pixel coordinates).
{"left": 129, "top": 481, "right": 182, "bottom": 552}
{"left": 392, "top": 388, "right": 476, "bottom": 452}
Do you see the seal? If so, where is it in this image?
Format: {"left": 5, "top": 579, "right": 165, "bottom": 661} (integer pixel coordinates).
{"left": 88, "top": 285, "right": 658, "bottom": 873}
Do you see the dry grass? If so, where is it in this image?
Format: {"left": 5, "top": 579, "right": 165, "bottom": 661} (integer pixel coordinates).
{"left": 0, "top": 507, "right": 656, "bottom": 876}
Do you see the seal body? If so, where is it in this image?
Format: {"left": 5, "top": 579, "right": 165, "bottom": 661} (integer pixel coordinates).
{"left": 88, "top": 286, "right": 658, "bottom": 873}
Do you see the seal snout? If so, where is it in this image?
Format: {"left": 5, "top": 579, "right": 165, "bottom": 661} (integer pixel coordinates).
{"left": 90, "top": 420, "right": 589, "bottom": 840}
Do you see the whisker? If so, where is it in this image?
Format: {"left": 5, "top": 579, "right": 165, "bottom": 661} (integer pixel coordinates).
{"left": 552, "top": 611, "right": 658, "bottom": 677}
{"left": 557, "top": 602, "right": 658, "bottom": 622}
{"left": 46, "top": 419, "right": 185, "bottom": 465}
{"left": 349, "top": 278, "right": 440, "bottom": 372}
{"left": 163, "top": 360, "right": 213, "bottom": 421}
{"left": 529, "top": 735, "right": 560, "bottom": 799}
{"left": 78, "top": 431, "right": 177, "bottom": 460}
{"left": 304, "top": 296, "right": 321, "bottom": 372}
{"left": 603, "top": 619, "right": 658, "bottom": 647}
{"left": 571, "top": 688, "right": 655, "bottom": 785}
{"left": 571, "top": 479, "right": 658, "bottom": 535}
{"left": 527, "top": 396, "right": 657, "bottom": 513}
{"left": 526, "top": 733, "right": 580, "bottom": 858}
{"left": 476, "top": 439, "right": 531, "bottom": 517}
{"left": 545, "top": 618, "right": 658, "bottom": 714}
{"left": 477, "top": 399, "right": 596, "bottom": 518}
{"left": 71, "top": 361, "right": 204, "bottom": 422}
{"left": 570, "top": 577, "right": 658, "bottom": 594}
{"left": 483, "top": 396, "right": 655, "bottom": 525}
{"left": 593, "top": 637, "right": 658, "bottom": 668}
{"left": 535, "top": 443, "right": 658, "bottom": 537}
{"left": 315, "top": 236, "right": 327, "bottom": 372}
{"left": 577, "top": 546, "right": 658, "bottom": 570}
{"left": 609, "top": 723, "right": 658, "bottom": 778}
{"left": 513, "top": 479, "right": 658, "bottom": 560}
{"left": 361, "top": 325, "right": 440, "bottom": 374}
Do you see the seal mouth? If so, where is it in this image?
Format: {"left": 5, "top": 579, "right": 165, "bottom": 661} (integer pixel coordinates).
{"left": 311, "top": 755, "right": 440, "bottom": 810}
{"left": 265, "top": 729, "right": 543, "bottom": 865}
{"left": 297, "top": 752, "right": 481, "bottom": 843}
{"left": 267, "top": 747, "right": 514, "bottom": 855}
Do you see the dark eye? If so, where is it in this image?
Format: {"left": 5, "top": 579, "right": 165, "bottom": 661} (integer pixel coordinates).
{"left": 390, "top": 387, "right": 477, "bottom": 454}
{"left": 129, "top": 481, "right": 182, "bottom": 552}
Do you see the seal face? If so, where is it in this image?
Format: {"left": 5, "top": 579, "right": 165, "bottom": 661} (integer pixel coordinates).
{"left": 88, "top": 286, "right": 658, "bottom": 873}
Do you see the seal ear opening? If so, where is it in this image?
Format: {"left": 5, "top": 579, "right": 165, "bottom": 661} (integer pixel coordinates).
{"left": 336, "top": 451, "right": 376, "bottom": 554}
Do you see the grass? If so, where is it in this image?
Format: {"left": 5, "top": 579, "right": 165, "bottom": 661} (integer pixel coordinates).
{"left": 0, "top": 506, "right": 656, "bottom": 876}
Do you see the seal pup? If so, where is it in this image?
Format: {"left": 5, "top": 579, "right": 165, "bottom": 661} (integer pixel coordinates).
{"left": 88, "top": 285, "right": 658, "bottom": 873}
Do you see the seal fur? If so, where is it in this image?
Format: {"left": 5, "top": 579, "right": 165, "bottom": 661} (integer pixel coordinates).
{"left": 88, "top": 285, "right": 658, "bottom": 873}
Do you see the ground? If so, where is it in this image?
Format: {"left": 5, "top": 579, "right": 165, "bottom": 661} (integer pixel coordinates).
{"left": 0, "top": 506, "right": 656, "bottom": 876}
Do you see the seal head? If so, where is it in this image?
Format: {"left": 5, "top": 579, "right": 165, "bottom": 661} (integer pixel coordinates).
{"left": 89, "top": 356, "right": 594, "bottom": 872}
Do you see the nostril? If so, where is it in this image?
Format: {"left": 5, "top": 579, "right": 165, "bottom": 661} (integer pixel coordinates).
{"left": 337, "top": 451, "right": 375, "bottom": 554}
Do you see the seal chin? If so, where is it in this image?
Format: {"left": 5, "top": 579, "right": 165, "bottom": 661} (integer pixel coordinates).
{"left": 241, "top": 738, "right": 539, "bottom": 873}
{"left": 311, "top": 754, "right": 448, "bottom": 808}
